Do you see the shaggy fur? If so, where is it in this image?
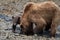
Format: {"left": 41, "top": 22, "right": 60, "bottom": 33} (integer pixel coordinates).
{"left": 12, "top": 1, "right": 60, "bottom": 37}
{"left": 20, "top": 1, "right": 60, "bottom": 37}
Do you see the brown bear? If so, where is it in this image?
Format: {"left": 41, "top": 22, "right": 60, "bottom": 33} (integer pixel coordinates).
{"left": 12, "top": 16, "right": 20, "bottom": 33}
{"left": 12, "top": 12, "right": 23, "bottom": 33}
{"left": 12, "top": 1, "right": 60, "bottom": 37}
{"left": 20, "top": 1, "right": 60, "bottom": 37}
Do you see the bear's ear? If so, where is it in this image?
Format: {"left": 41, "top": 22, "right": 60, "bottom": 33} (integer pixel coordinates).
{"left": 12, "top": 16, "right": 14, "bottom": 19}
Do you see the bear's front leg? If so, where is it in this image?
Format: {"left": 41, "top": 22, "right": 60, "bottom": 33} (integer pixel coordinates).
{"left": 12, "top": 24, "right": 16, "bottom": 33}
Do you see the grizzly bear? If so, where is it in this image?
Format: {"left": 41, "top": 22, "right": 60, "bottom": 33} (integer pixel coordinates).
{"left": 12, "top": 16, "right": 20, "bottom": 33}
{"left": 20, "top": 1, "right": 60, "bottom": 37}
{"left": 13, "top": 1, "right": 60, "bottom": 37}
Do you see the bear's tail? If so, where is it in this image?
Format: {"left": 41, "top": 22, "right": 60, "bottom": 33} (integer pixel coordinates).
{"left": 24, "top": 2, "right": 34, "bottom": 13}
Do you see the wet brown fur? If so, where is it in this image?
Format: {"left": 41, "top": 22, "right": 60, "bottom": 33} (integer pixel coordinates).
{"left": 20, "top": 1, "right": 60, "bottom": 37}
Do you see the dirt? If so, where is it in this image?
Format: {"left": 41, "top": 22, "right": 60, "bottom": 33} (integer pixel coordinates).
{"left": 0, "top": 0, "right": 60, "bottom": 40}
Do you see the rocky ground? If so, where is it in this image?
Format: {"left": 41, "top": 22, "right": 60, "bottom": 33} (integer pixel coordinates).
{"left": 0, "top": 9, "right": 60, "bottom": 40}
{"left": 0, "top": 0, "right": 60, "bottom": 40}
